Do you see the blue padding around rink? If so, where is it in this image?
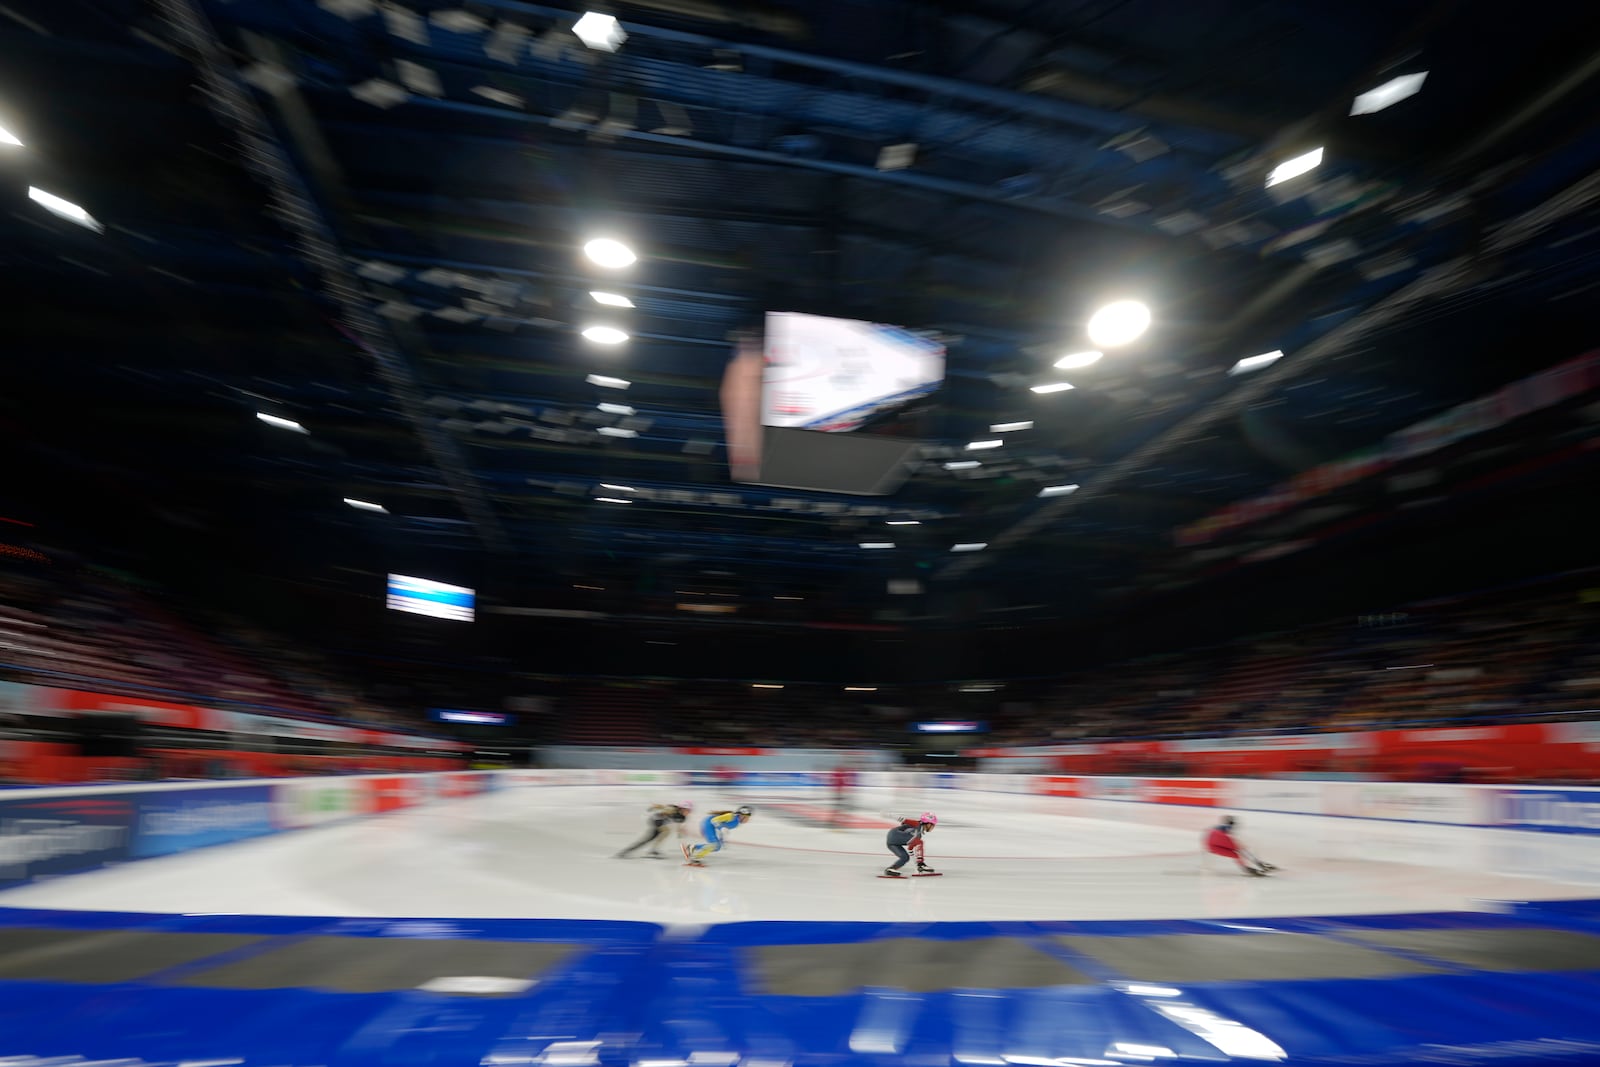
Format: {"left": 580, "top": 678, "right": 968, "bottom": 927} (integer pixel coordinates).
{"left": 4, "top": 904, "right": 1600, "bottom": 1065}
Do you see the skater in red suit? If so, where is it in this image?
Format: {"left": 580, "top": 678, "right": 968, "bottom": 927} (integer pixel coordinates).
{"left": 884, "top": 812, "right": 937, "bottom": 876}
{"left": 1205, "top": 815, "right": 1275, "bottom": 876}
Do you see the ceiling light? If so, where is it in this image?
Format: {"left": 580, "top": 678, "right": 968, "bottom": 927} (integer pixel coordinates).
{"left": 583, "top": 237, "right": 635, "bottom": 268}
{"left": 590, "top": 290, "right": 634, "bottom": 308}
{"left": 951, "top": 542, "right": 987, "bottom": 552}
{"left": 597, "top": 402, "right": 635, "bottom": 415}
{"left": 1228, "top": 350, "right": 1285, "bottom": 375}
{"left": 1266, "top": 146, "right": 1324, "bottom": 187}
{"left": 1038, "top": 483, "right": 1080, "bottom": 498}
{"left": 596, "top": 426, "right": 637, "bottom": 438}
{"left": 572, "top": 11, "right": 626, "bottom": 52}
{"left": 1086, "top": 300, "right": 1150, "bottom": 347}
{"left": 586, "top": 374, "right": 630, "bottom": 389}
{"left": 1351, "top": 72, "right": 1427, "bottom": 116}
{"left": 595, "top": 496, "right": 632, "bottom": 504}
{"left": 859, "top": 541, "right": 896, "bottom": 549}
{"left": 990, "top": 421, "right": 1032, "bottom": 433}
{"left": 582, "top": 325, "right": 629, "bottom": 345}
{"left": 774, "top": 595, "right": 803, "bottom": 601}
{"left": 1055, "top": 350, "right": 1103, "bottom": 370}
{"left": 966, "top": 439, "right": 1003, "bottom": 451}
{"left": 255, "top": 412, "right": 308, "bottom": 434}
{"left": 943, "top": 460, "right": 981, "bottom": 470}
{"left": 752, "top": 683, "right": 784, "bottom": 689}
{"left": 28, "top": 187, "right": 102, "bottom": 232}
{"left": 343, "top": 497, "right": 388, "bottom": 514}
{"left": 599, "top": 483, "right": 635, "bottom": 492}
{"left": 1, "top": 123, "right": 21, "bottom": 147}
{"left": 845, "top": 686, "right": 878, "bottom": 692}
{"left": 886, "top": 520, "right": 920, "bottom": 526}
{"left": 1030, "top": 382, "right": 1075, "bottom": 394}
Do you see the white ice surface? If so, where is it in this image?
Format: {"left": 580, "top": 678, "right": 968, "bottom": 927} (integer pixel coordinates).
{"left": 3, "top": 784, "right": 1598, "bottom": 923}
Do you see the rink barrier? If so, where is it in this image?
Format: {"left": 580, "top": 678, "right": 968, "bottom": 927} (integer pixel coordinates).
{"left": 0, "top": 770, "right": 497, "bottom": 890}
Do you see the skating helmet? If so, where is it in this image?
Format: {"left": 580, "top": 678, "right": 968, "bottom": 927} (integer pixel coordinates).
{"left": 737, "top": 805, "right": 753, "bottom": 818}
{"left": 919, "top": 812, "right": 938, "bottom": 828}
{"left": 1220, "top": 815, "right": 1236, "bottom": 829}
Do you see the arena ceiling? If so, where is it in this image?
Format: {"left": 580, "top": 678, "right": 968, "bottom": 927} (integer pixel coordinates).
{"left": 3, "top": 0, "right": 1599, "bottom": 629}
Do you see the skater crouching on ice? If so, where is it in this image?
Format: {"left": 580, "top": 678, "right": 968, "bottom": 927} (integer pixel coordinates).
{"left": 684, "top": 805, "right": 752, "bottom": 865}
{"left": 884, "top": 812, "right": 937, "bottom": 876}
{"left": 616, "top": 802, "right": 692, "bottom": 859}
{"left": 1205, "top": 815, "right": 1275, "bottom": 876}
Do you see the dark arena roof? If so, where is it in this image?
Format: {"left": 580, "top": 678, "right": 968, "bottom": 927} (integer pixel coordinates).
{"left": 3, "top": 0, "right": 1599, "bottom": 681}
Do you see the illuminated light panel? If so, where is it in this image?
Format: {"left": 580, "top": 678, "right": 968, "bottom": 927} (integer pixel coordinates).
{"left": 343, "top": 497, "right": 388, "bottom": 513}
{"left": 943, "top": 460, "right": 981, "bottom": 470}
{"left": 1030, "top": 382, "right": 1075, "bottom": 394}
{"left": 1351, "top": 72, "right": 1427, "bottom": 116}
{"left": 1055, "top": 350, "right": 1103, "bottom": 370}
{"left": 1228, "top": 350, "right": 1284, "bottom": 375}
{"left": 586, "top": 374, "right": 630, "bottom": 389}
{"left": 596, "top": 426, "right": 637, "bottom": 438}
{"left": 582, "top": 325, "right": 629, "bottom": 345}
{"left": 1266, "top": 146, "right": 1324, "bottom": 187}
{"left": 572, "top": 11, "right": 626, "bottom": 52}
{"left": 990, "top": 421, "right": 1033, "bottom": 432}
{"left": 597, "top": 402, "right": 635, "bottom": 415}
{"left": 965, "top": 439, "right": 1003, "bottom": 451}
{"left": 1038, "top": 483, "right": 1080, "bottom": 498}
{"left": 589, "top": 290, "right": 633, "bottom": 307}
{"left": 951, "top": 542, "right": 987, "bottom": 552}
{"left": 594, "top": 496, "right": 632, "bottom": 503}
{"left": 256, "top": 412, "right": 308, "bottom": 434}
{"left": 859, "top": 541, "right": 896, "bottom": 549}
{"left": 599, "top": 483, "right": 635, "bottom": 492}
{"left": 28, "top": 187, "right": 102, "bottom": 232}
{"left": 583, "top": 237, "right": 635, "bottom": 268}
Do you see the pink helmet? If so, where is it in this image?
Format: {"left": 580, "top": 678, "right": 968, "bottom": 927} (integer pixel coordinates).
{"left": 919, "top": 812, "right": 938, "bottom": 826}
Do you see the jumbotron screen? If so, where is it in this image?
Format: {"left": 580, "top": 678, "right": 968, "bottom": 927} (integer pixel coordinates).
{"left": 386, "top": 574, "right": 475, "bottom": 622}
{"left": 760, "top": 312, "right": 946, "bottom": 432}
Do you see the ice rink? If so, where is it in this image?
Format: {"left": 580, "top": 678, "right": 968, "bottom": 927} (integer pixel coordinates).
{"left": 5, "top": 783, "right": 1599, "bottom": 923}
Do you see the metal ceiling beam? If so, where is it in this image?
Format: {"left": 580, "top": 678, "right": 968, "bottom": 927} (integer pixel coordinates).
{"left": 941, "top": 162, "right": 1600, "bottom": 579}
{"left": 156, "top": 0, "right": 512, "bottom": 554}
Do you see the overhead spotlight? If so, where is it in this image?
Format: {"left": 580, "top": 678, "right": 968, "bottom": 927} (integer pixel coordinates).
{"left": 1038, "top": 483, "right": 1080, "bottom": 498}
{"left": 582, "top": 325, "right": 629, "bottom": 345}
{"left": 885, "top": 520, "right": 921, "bottom": 526}
{"left": 943, "top": 460, "right": 981, "bottom": 471}
{"left": 965, "top": 439, "right": 1003, "bottom": 451}
{"left": 589, "top": 290, "right": 634, "bottom": 308}
{"left": 859, "top": 541, "right": 896, "bottom": 549}
{"left": 1, "top": 122, "right": 21, "bottom": 147}
{"left": 1055, "top": 350, "right": 1103, "bottom": 370}
{"left": 595, "top": 496, "right": 632, "bottom": 504}
{"left": 1030, "top": 382, "right": 1075, "bottom": 395}
{"left": 572, "top": 11, "right": 626, "bottom": 52}
{"left": 343, "top": 497, "right": 388, "bottom": 514}
{"left": 845, "top": 686, "right": 878, "bottom": 692}
{"left": 1351, "top": 72, "right": 1427, "bottom": 116}
{"left": 752, "top": 683, "right": 784, "bottom": 689}
{"left": 1229, "top": 350, "right": 1285, "bottom": 375}
{"left": 951, "top": 542, "right": 988, "bottom": 553}
{"left": 255, "top": 412, "right": 308, "bottom": 434}
{"left": 597, "top": 402, "right": 635, "bottom": 415}
{"left": 586, "top": 373, "right": 630, "bottom": 389}
{"left": 583, "top": 237, "right": 635, "bottom": 268}
{"left": 28, "top": 187, "right": 102, "bottom": 233}
{"left": 599, "top": 483, "right": 635, "bottom": 492}
{"left": 1266, "top": 146, "right": 1324, "bottom": 187}
{"left": 596, "top": 426, "right": 637, "bottom": 438}
{"left": 990, "top": 421, "right": 1032, "bottom": 433}
{"left": 1086, "top": 301, "right": 1150, "bottom": 347}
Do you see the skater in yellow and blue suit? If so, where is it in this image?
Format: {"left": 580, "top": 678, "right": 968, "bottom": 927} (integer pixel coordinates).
{"left": 684, "top": 805, "right": 752, "bottom": 864}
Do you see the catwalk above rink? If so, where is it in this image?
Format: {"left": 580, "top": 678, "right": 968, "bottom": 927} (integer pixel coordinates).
{"left": 4, "top": 781, "right": 1600, "bottom": 1066}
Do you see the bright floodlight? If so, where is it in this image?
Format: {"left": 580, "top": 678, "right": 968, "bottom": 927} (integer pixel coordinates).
{"left": 1055, "top": 349, "right": 1103, "bottom": 370}
{"left": 943, "top": 460, "right": 981, "bottom": 470}
{"left": 590, "top": 290, "right": 634, "bottom": 308}
{"left": 256, "top": 412, "right": 308, "bottom": 434}
{"left": 859, "top": 541, "right": 895, "bottom": 549}
{"left": 596, "top": 426, "right": 637, "bottom": 437}
{"left": 990, "top": 421, "right": 1032, "bottom": 432}
{"left": 599, "top": 483, "right": 635, "bottom": 492}
{"left": 28, "top": 187, "right": 102, "bottom": 232}
{"left": 966, "top": 439, "right": 1003, "bottom": 451}
{"left": 1266, "top": 146, "right": 1324, "bottom": 187}
{"left": 1038, "top": 483, "right": 1079, "bottom": 498}
{"left": 573, "top": 11, "right": 626, "bottom": 52}
{"left": 595, "top": 496, "right": 632, "bottom": 504}
{"left": 597, "top": 402, "right": 635, "bottom": 415}
{"left": 1229, "top": 350, "right": 1285, "bottom": 375}
{"left": 1, "top": 123, "right": 20, "bottom": 147}
{"left": 586, "top": 373, "right": 630, "bottom": 389}
{"left": 343, "top": 497, "right": 388, "bottom": 514}
{"left": 951, "top": 542, "right": 987, "bottom": 553}
{"left": 1030, "top": 382, "right": 1075, "bottom": 394}
{"left": 582, "top": 325, "right": 629, "bottom": 345}
{"left": 583, "top": 237, "right": 636, "bottom": 268}
{"left": 1351, "top": 72, "right": 1427, "bottom": 116}
{"left": 1086, "top": 301, "right": 1150, "bottom": 347}
{"left": 886, "top": 520, "right": 920, "bottom": 526}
